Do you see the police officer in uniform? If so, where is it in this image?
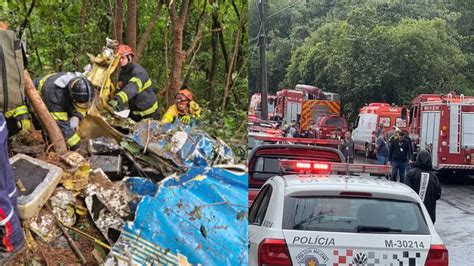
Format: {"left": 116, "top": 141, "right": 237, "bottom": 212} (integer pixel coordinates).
{"left": 33, "top": 72, "right": 94, "bottom": 150}
{"left": 108, "top": 44, "right": 160, "bottom": 122}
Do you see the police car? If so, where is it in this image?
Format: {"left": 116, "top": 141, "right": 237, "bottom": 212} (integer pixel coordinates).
{"left": 248, "top": 160, "right": 448, "bottom": 266}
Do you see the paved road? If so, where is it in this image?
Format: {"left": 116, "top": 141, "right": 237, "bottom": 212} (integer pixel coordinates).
{"left": 354, "top": 154, "right": 474, "bottom": 265}
{"left": 435, "top": 179, "right": 474, "bottom": 265}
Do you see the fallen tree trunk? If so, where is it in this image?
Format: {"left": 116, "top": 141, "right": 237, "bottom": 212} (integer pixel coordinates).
{"left": 23, "top": 70, "right": 67, "bottom": 153}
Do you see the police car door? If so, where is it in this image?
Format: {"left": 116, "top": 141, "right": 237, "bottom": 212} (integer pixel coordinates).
{"left": 248, "top": 184, "right": 273, "bottom": 265}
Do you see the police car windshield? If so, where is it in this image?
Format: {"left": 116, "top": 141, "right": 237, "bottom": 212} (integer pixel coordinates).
{"left": 282, "top": 197, "right": 430, "bottom": 235}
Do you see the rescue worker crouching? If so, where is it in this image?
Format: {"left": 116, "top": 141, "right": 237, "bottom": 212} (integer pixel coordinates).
{"left": 33, "top": 72, "right": 94, "bottom": 150}
{"left": 161, "top": 89, "right": 202, "bottom": 124}
{"left": 108, "top": 44, "right": 160, "bottom": 122}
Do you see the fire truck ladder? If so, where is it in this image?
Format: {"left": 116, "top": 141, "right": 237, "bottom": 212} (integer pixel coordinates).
{"left": 449, "top": 102, "right": 461, "bottom": 154}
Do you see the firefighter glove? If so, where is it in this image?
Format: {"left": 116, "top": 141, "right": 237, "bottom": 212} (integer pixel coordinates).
{"left": 190, "top": 101, "right": 202, "bottom": 118}
{"left": 69, "top": 116, "right": 80, "bottom": 131}
{"left": 180, "top": 115, "right": 191, "bottom": 124}
{"left": 108, "top": 98, "right": 124, "bottom": 112}
{"left": 18, "top": 118, "right": 32, "bottom": 132}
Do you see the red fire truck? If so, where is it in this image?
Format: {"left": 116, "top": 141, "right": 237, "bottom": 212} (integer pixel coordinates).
{"left": 408, "top": 93, "right": 474, "bottom": 174}
{"left": 352, "top": 103, "right": 408, "bottom": 157}
{"left": 274, "top": 84, "right": 340, "bottom": 129}
{"left": 274, "top": 89, "right": 304, "bottom": 123}
{"left": 248, "top": 93, "right": 276, "bottom": 122}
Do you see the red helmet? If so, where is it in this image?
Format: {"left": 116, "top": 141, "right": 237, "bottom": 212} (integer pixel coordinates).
{"left": 176, "top": 89, "right": 193, "bottom": 101}
{"left": 115, "top": 44, "right": 134, "bottom": 57}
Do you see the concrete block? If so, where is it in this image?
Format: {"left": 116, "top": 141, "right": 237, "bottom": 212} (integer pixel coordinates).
{"left": 10, "top": 154, "right": 63, "bottom": 219}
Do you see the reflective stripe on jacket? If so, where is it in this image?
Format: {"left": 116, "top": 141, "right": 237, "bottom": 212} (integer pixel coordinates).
{"left": 33, "top": 72, "right": 83, "bottom": 149}
{"left": 116, "top": 63, "right": 158, "bottom": 122}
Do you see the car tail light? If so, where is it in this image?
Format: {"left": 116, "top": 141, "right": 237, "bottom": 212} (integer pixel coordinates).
{"left": 258, "top": 239, "right": 292, "bottom": 266}
{"left": 425, "top": 245, "right": 448, "bottom": 266}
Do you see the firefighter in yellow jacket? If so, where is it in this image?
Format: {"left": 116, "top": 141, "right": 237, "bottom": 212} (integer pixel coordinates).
{"left": 161, "top": 89, "right": 202, "bottom": 124}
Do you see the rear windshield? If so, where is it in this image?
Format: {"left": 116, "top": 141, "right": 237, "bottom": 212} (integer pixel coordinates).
{"left": 251, "top": 152, "right": 341, "bottom": 181}
{"left": 323, "top": 117, "right": 346, "bottom": 127}
{"left": 282, "top": 197, "right": 430, "bottom": 235}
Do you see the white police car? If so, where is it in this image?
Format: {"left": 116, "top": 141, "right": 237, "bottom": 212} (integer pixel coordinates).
{"left": 248, "top": 160, "right": 448, "bottom": 266}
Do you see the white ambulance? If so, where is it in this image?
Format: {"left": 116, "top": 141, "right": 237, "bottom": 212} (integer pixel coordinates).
{"left": 248, "top": 160, "right": 448, "bottom": 266}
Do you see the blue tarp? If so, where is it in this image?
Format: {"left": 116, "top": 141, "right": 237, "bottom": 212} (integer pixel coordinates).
{"left": 110, "top": 167, "right": 248, "bottom": 265}
{"left": 127, "top": 120, "right": 235, "bottom": 168}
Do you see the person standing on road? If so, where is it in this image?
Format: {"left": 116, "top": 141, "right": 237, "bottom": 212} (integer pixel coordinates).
{"left": 376, "top": 131, "right": 389, "bottom": 165}
{"left": 333, "top": 127, "right": 343, "bottom": 140}
{"left": 375, "top": 123, "right": 384, "bottom": 138}
{"left": 340, "top": 131, "right": 355, "bottom": 163}
{"left": 387, "top": 126, "right": 397, "bottom": 143}
{"left": 286, "top": 120, "right": 298, "bottom": 138}
{"left": 405, "top": 149, "right": 442, "bottom": 223}
{"left": 402, "top": 130, "right": 415, "bottom": 167}
{"left": 388, "top": 131, "right": 411, "bottom": 183}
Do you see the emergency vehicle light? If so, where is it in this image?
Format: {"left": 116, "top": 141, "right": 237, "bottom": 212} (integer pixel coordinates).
{"left": 313, "top": 163, "right": 330, "bottom": 171}
{"left": 253, "top": 136, "right": 343, "bottom": 145}
{"left": 295, "top": 162, "right": 312, "bottom": 169}
{"left": 279, "top": 159, "right": 392, "bottom": 175}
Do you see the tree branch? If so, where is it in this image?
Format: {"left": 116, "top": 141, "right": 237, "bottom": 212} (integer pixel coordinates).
{"left": 186, "top": 4, "right": 208, "bottom": 58}
{"left": 221, "top": 4, "right": 245, "bottom": 110}
{"left": 167, "top": 0, "right": 177, "bottom": 21}
{"left": 114, "top": 0, "right": 124, "bottom": 43}
{"left": 210, "top": 2, "right": 229, "bottom": 73}
{"left": 178, "top": 0, "right": 191, "bottom": 24}
{"left": 126, "top": 0, "right": 137, "bottom": 50}
{"left": 19, "top": 0, "right": 35, "bottom": 38}
{"left": 230, "top": 0, "right": 240, "bottom": 19}
{"left": 136, "top": 0, "right": 164, "bottom": 62}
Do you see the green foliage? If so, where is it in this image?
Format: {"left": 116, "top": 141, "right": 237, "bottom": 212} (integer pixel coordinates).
{"left": 249, "top": 0, "right": 474, "bottom": 121}
{"left": 199, "top": 102, "right": 247, "bottom": 162}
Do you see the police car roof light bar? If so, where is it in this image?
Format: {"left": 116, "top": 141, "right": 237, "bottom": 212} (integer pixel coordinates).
{"left": 279, "top": 159, "right": 392, "bottom": 175}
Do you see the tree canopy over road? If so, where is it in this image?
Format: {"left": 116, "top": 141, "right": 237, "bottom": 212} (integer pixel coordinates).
{"left": 249, "top": 0, "right": 473, "bottom": 118}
